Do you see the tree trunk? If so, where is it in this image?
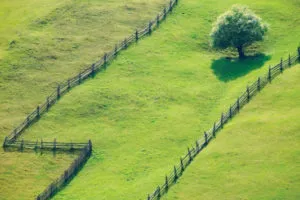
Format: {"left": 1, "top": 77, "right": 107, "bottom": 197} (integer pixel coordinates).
{"left": 237, "top": 46, "right": 245, "bottom": 58}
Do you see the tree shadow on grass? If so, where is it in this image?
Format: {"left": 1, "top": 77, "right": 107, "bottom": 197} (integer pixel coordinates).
{"left": 211, "top": 54, "right": 271, "bottom": 82}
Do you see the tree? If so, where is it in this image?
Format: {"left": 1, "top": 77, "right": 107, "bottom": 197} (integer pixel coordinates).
{"left": 210, "top": 5, "right": 268, "bottom": 58}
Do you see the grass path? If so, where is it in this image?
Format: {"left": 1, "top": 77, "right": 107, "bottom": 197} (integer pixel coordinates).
{"left": 17, "top": 0, "right": 300, "bottom": 199}
{"left": 0, "top": 0, "right": 168, "bottom": 199}
{"left": 163, "top": 64, "right": 300, "bottom": 200}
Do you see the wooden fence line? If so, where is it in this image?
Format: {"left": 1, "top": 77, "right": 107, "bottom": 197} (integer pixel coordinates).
{"left": 3, "top": 0, "right": 179, "bottom": 144}
{"left": 146, "top": 49, "right": 300, "bottom": 200}
{"left": 36, "top": 140, "right": 92, "bottom": 200}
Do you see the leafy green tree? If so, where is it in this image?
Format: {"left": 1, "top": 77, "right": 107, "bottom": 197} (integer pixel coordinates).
{"left": 210, "top": 5, "right": 268, "bottom": 58}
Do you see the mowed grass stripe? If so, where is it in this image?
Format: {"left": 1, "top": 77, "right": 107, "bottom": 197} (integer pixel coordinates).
{"left": 19, "top": 0, "right": 300, "bottom": 199}
{"left": 163, "top": 64, "right": 300, "bottom": 200}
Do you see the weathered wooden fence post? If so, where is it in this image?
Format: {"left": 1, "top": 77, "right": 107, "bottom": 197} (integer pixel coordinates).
{"left": 257, "top": 77, "right": 261, "bottom": 91}
{"left": 88, "top": 139, "right": 93, "bottom": 153}
{"left": 237, "top": 97, "right": 240, "bottom": 111}
{"left": 188, "top": 148, "right": 192, "bottom": 162}
{"left": 68, "top": 79, "right": 71, "bottom": 89}
{"left": 204, "top": 132, "right": 208, "bottom": 145}
{"left": 268, "top": 66, "right": 272, "bottom": 82}
{"left": 156, "top": 14, "right": 160, "bottom": 26}
{"left": 229, "top": 105, "right": 232, "bottom": 118}
{"left": 195, "top": 140, "right": 199, "bottom": 152}
{"left": 220, "top": 113, "right": 224, "bottom": 128}
{"left": 53, "top": 138, "right": 56, "bottom": 151}
{"left": 213, "top": 122, "right": 216, "bottom": 137}
{"left": 180, "top": 157, "right": 184, "bottom": 172}
{"left": 57, "top": 85, "right": 61, "bottom": 99}
{"left": 288, "top": 54, "right": 291, "bottom": 66}
{"left": 280, "top": 58, "right": 283, "bottom": 72}
{"left": 169, "top": 0, "right": 173, "bottom": 12}
{"left": 37, "top": 106, "right": 40, "bottom": 118}
{"left": 148, "top": 21, "right": 152, "bottom": 35}
{"left": 174, "top": 166, "right": 178, "bottom": 181}
{"left": 78, "top": 73, "right": 82, "bottom": 84}
{"left": 46, "top": 97, "right": 50, "bottom": 110}
{"left": 247, "top": 86, "right": 250, "bottom": 101}
{"left": 165, "top": 175, "right": 169, "bottom": 191}
{"left": 135, "top": 30, "right": 139, "bottom": 42}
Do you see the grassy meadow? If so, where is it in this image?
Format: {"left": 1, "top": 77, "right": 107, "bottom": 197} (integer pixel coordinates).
{"left": 13, "top": 0, "right": 300, "bottom": 199}
{"left": 163, "top": 64, "right": 300, "bottom": 200}
{"left": 0, "top": 0, "right": 168, "bottom": 199}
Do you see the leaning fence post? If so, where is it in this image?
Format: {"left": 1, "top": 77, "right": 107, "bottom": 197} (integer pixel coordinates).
{"left": 257, "top": 77, "right": 261, "bottom": 91}
{"left": 57, "top": 85, "right": 61, "bottom": 99}
{"left": 36, "top": 106, "right": 40, "bottom": 118}
{"left": 135, "top": 30, "right": 139, "bottom": 42}
{"left": 174, "top": 166, "right": 178, "bottom": 181}
{"left": 280, "top": 58, "right": 283, "bottom": 72}
{"left": 148, "top": 21, "right": 152, "bottom": 35}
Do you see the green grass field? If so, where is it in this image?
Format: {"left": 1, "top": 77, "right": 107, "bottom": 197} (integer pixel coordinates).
{"left": 11, "top": 0, "right": 299, "bottom": 199}
{"left": 0, "top": 0, "right": 168, "bottom": 199}
{"left": 163, "top": 64, "right": 300, "bottom": 200}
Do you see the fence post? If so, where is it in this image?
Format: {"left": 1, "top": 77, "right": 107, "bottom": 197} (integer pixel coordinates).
{"left": 147, "top": 194, "right": 150, "bottom": 200}
{"left": 247, "top": 86, "right": 250, "bottom": 101}
{"left": 204, "top": 132, "right": 208, "bottom": 145}
{"left": 195, "top": 140, "right": 199, "bottom": 152}
{"left": 165, "top": 175, "right": 169, "bottom": 191}
{"left": 124, "top": 38, "right": 128, "bottom": 49}
{"left": 157, "top": 186, "right": 161, "bottom": 199}
{"left": 180, "top": 157, "right": 184, "bottom": 172}
{"left": 229, "top": 105, "right": 232, "bottom": 118}
{"left": 280, "top": 58, "right": 283, "bottom": 72}
{"left": 163, "top": 7, "right": 167, "bottom": 19}
{"left": 298, "top": 47, "right": 300, "bottom": 61}
{"left": 174, "top": 166, "right": 178, "bottom": 181}
{"left": 213, "top": 122, "right": 216, "bottom": 137}
{"left": 27, "top": 116, "right": 30, "bottom": 126}
{"left": 41, "top": 139, "right": 43, "bottom": 149}
{"left": 188, "top": 147, "right": 192, "bottom": 162}
{"left": 37, "top": 106, "right": 40, "bottom": 118}
{"left": 148, "top": 21, "right": 152, "bottom": 35}
{"left": 68, "top": 79, "right": 71, "bottom": 89}
{"left": 78, "top": 73, "right": 82, "bottom": 84}
{"left": 257, "top": 77, "right": 261, "bottom": 91}
{"left": 175, "top": 0, "right": 178, "bottom": 4}
{"left": 91, "top": 64, "right": 95, "bottom": 76}
{"left": 35, "top": 139, "right": 38, "bottom": 151}
{"left": 268, "top": 65, "right": 272, "bottom": 82}
{"left": 288, "top": 54, "right": 291, "bottom": 66}
{"left": 88, "top": 139, "right": 92, "bottom": 153}
{"left": 104, "top": 53, "right": 108, "bottom": 69}
{"left": 156, "top": 14, "right": 160, "bottom": 26}
{"left": 135, "top": 30, "right": 139, "bottom": 42}
{"left": 64, "top": 170, "right": 69, "bottom": 184}
{"left": 57, "top": 85, "right": 60, "bottom": 99}
{"left": 3, "top": 136, "right": 8, "bottom": 148}
{"left": 47, "top": 97, "right": 50, "bottom": 110}
{"left": 169, "top": 0, "right": 173, "bottom": 12}
{"left": 237, "top": 97, "right": 240, "bottom": 111}
{"left": 20, "top": 138, "right": 24, "bottom": 151}
{"left": 53, "top": 138, "right": 56, "bottom": 151}
{"left": 221, "top": 113, "right": 224, "bottom": 128}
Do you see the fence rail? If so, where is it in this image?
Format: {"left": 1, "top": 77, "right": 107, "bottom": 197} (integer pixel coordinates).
{"left": 146, "top": 49, "right": 300, "bottom": 200}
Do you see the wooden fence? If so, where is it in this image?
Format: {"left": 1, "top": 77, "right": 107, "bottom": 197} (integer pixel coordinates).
{"left": 146, "top": 49, "right": 300, "bottom": 200}
{"left": 3, "top": 0, "right": 179, "bottom": 145}
{"left": 36, "top": 141, "right": 92, "bottom": 200}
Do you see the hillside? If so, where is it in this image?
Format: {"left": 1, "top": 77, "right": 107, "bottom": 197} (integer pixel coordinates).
{"left": 16, "top": 0, "right": 300, "bottom": 199}
{"left": 163, "top": 64, "right": 300, "bottom": 200}
{"left": 0, "top": 0, "right": 168, "bottom": 199}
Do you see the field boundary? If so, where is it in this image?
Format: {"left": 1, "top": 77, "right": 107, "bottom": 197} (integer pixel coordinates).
{"left": 2, "top": 0, "right": 180, "bottom": 199}
{"left": 146, "top": 48, "right": 300, "bottom": 200}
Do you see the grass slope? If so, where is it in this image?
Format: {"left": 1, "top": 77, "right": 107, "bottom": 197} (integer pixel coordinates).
{"left": 0, "top": 0, "right": 168, "bottom": 199}
{"left": 163, "top": 64, "right": 300, "bottom": 200}
{"left": 18, "top": 0, "right": 300, "bottom": 199}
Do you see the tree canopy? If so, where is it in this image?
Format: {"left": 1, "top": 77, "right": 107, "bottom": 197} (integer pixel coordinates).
{"left": 210, "top": 5, "right": 268, "bottom": 58}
